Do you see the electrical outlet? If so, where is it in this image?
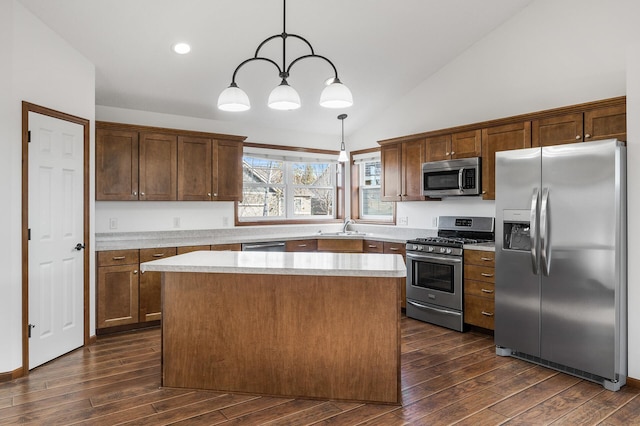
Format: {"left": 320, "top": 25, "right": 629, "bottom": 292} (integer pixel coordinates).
{"left": 109, "top": 218, "right": 118, "bottom": 230}
{"left": 432, "top": 217, "right": 438, "bottom": 228}
{"left": 398, "top": 216, "right": 408, "bottom": 226}
{"left": 173, "top": 217, "right": 181, "bottom": 228}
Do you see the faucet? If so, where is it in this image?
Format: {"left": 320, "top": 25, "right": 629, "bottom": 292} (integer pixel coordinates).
{"left": 343, "top": 218, "right": 355, "bottom": 233}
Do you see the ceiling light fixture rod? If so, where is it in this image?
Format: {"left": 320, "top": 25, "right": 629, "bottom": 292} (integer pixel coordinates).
{"left": 218, "top": 0, "right": 353, "bottom": 111}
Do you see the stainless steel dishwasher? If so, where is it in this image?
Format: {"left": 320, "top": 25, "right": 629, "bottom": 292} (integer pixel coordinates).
{"left": 241, "top": 241, "right": 286, "bottom": 252}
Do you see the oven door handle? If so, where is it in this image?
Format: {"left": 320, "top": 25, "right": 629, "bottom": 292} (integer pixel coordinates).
{"left": 407, "top": 300, "right": 462, "bottom": 317}
{"left": 406, "top": 252, "right": 462, "bottom": 264}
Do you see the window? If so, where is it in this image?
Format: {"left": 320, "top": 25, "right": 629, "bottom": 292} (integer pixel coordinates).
{"left": 239, "top": 150, "right": 339, "bottom": 222}
{"left": 354, "top": 152, "right": 394, "bottom": 222}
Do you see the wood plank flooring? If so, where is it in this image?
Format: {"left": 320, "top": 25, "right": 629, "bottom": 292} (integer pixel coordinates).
{"left": 1, "top": 317, "right": 638, "bottom": 425}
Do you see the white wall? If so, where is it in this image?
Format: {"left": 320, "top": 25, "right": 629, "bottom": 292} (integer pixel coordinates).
{"left": 0, "top": 0, "right": 95, "bottom": 373}
{"left": 350, "top": 0, "right": 640, "bottom": 380}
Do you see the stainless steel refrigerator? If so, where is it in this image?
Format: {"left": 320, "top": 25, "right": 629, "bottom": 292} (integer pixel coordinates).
{"left": 494, "top": 139, "right": 627, "bottom": 391}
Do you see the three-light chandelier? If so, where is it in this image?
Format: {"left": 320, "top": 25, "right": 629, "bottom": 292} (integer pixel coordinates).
{"left": 217, "top": 0, "right": 353, "bottom": 111}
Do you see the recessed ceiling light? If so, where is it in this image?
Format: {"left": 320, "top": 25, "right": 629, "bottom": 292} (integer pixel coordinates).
{"left": 172, "top": 43, "right": 191, "bottom": 55}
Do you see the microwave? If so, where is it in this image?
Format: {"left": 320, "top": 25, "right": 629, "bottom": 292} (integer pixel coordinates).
{"left": 422, "top": 157, "right": 481, "bottom": 197}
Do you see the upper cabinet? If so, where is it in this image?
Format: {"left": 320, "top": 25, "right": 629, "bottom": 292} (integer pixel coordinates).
{"left": 532, "top": 101, "right": 626, "bottom": 147}
{"left": 96, "top": 122, "right": 246, "bottom": 201}
{"left": 381, "top": 139, "right": 425, "bottom": 202}
{"left": 481, "top": 122, "right": 532, "bottom": 200}
{"left": 425, "top": 130, "right": 481, "bottom": 162}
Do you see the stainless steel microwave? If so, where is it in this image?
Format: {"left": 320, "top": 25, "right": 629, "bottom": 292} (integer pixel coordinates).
{"left": 422, "top": 157, "right": 481, "bottom": 197}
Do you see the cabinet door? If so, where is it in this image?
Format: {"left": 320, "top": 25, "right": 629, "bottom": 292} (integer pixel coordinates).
{"left": 139, "top": 247, "right": 177, "bottom": 322}
{"left": 425, "top": 135, "right": 451, "bottom": 162}
{"left": 401, "top": 139, "right": 426, "bottom": 201}
{"left": 451, "top": 129, "right": 481, "bottom": 158}
{"left": 96, "top": 129, "right": 139, "bottom": 200}
{"left": 139, "top": 133, "right": 177, "bottom": 200}
{"left": 317, "top": 239, "right": 363, "bottom": 253}
{"left": 481, "top": 122, "right": 532, "bottom": 200}
{"left": 532, "top": 113, "right": 583, "bottom": 147}
{"left": 97, "top": 264, "right": 139, "bottom": 328}
{"left": 380, "top": 144, "right": 402, "bottom": 202}
{"left": 213, "top": 139, "right": 243, "bottom": 201}
{"left": 363, "top": 240, "right": 384, "bottom": 253}
{"left": 584, "top": 104, "right": 626, "bottom": 141}
{"left": 178, "top": 136, "right": 212, "bottom": 201}
{"left": 177, "top": 245, "right": 211, "bottom": 254}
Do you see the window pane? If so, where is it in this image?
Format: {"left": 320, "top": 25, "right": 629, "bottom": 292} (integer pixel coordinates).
{"left": 243, "top": 157, "right": 284, "bottom": 184}
{"left": 294, "top": 188, "right": 333, "bottom": 216}
{"left": 238, "top": 186, "right": 285, "bottom": 218}
{"left": 292, "top": 163, "right": 332, "bottom": 186}
{"left": 362, "top": 187, "right": 393, "bottom": 217}
{"left": 363, "top": 161, "right": 381, "bottom": 186}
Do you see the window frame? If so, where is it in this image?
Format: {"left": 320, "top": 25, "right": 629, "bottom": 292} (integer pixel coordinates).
{"left": 350, "top": 147, "right": 395, "bottom": 224}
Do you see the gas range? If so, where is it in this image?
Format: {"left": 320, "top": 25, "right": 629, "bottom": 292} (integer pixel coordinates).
{"left": 406, "top": 216, "right": 495, "bottom": 256}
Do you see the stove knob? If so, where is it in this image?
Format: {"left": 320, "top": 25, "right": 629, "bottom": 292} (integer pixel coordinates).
{"left": 439, "top": 247, "right": 445, "bottom": 253}
{"left": 411, "top": 245, "right": 418, "bottom": 251}
{"left": 446, "top": 248, "right": 452, "bottom": 254}
{"left": 428, "top": 246, "right": 434, "bottom": 252}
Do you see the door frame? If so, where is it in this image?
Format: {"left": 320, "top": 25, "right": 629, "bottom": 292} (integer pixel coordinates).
{"left": 21, "top": 101, "right": 90, "bottom": 374}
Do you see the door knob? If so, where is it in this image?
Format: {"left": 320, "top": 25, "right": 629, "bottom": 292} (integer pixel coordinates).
{"left": 74, "top": 243, "right": 85, "bottom": 251}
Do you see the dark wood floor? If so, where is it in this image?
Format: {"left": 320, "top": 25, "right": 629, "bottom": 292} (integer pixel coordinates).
{"left": 1, "top": 317, "right": 638, "bottom": 425}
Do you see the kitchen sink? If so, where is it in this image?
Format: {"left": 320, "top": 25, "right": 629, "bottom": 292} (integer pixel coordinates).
{"left": 317, "top": 231, "right": 369, "bottom": 236}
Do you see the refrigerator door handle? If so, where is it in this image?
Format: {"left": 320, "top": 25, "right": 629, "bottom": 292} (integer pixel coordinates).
{"left": 530, "top": 188, "right": 540, "bottom": 275}
{"left": 540, "top": 187, "right": 551, "bottom": 276}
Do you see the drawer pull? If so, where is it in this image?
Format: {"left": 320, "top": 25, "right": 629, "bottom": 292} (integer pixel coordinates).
{"left": 298, "top": 244, "right": 307, "bottom": 247}
{"left": 152, "top": 253, "right": 165, "bottom": 257}
{"left": 481, "top": 288, "right": 494, "bottom": 294}
{"left": 481, "top": 311, "right": 494, "bottom": 317}
{"left": 481, "top": 273, "right": 494, "bottom": 277}
{"left": 388, "top": 247, "right": 399, "bottom": 251}
{"left": 481, "top": 257, "right": 494, "bottom": 261}
{"left": 368, "top": 245, "right": 378, "bottom": 248}
{"left": 112, "top": 256, "right": 126, "bottom": 260}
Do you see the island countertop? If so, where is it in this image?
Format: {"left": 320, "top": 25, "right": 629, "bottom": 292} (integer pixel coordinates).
{"left": 141, "top": 250, "right": 406, "bottom": 278}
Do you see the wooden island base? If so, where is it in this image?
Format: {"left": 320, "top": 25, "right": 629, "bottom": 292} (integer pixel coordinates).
{"left": 162, "top": 271, "right": 401, "bottom": 404}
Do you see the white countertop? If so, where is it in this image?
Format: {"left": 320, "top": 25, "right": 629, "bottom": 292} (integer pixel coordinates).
{"left": 140, "top": 250, "right": 407, "bottom": 278}
{"left": 463, "top": 242, "right": 495, "bottom": 252}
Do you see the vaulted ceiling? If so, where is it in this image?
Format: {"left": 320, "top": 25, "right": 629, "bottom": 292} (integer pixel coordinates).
{"left": 19, "top": 0, "right": 533, "bottom": 137}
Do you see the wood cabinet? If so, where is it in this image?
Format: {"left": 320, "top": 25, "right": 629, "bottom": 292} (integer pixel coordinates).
{"left": 177, "top": 245, "right": 211, "bottom": 254}
{"left": 425, "top": 130, "right": 481, "bottom": 162}
{"left": 380, "top": 139, "right": 425, "bottom": 202}
{"left": 96, "top": 122, "right": 245, "bottom": 202}
{"left": 211, "top": 243, "right": 242, "bottom": 251}
{"left": 362, "top": 240, "right": 384, "bottom": 253}
{"left": 481, "top": 121, "right": 532, "bottom": 200}
{"left": 317, "top": 239, "right": 363, "bottom": 253}
{"left": 177, "top": 137, "right": 243, "bottom": 201}
{"left": 139, "top": 247, "right": 177, "bottom": 322}
{"left": 384, "top": 242, "right": 406, "bottom": 309}
{"left": 463, "top": 249, "right": 495, "bottom": 330}
{"left": 533, "top": 104, "right": 626, "bottom": 147}
{"left": 96, "top": 129, "right": 139, "bottom": 200}
{"left": 285, "top": 239, "right": 318, "bottom": 252}
{"left": 97, "top": 250, "right": 140, "bottom": 328}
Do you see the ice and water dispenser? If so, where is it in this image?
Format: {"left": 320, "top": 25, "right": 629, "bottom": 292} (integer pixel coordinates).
{"left": 502, "top": 210, "right": 532, "bottom": 251}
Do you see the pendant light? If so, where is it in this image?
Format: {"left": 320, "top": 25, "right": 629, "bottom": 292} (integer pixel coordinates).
{"left": 217, "top": 0, "right": 353, "bottom": 111}
{"left": 337, "top": 114, "right": 349, "bottom": 162}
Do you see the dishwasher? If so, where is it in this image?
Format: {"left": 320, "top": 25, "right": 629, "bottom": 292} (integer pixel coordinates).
{"left": 241, "top": 241, "right": 286, "bottom": 252}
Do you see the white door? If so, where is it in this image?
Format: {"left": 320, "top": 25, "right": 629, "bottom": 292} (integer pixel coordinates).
{"left": 28, "top": 112, "right": 84, "bottom": 368}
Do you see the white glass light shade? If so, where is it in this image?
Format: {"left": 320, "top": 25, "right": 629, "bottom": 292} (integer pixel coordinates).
{"left": 217, "top": 85, "right": 251, "bottom": 111}
{"left": 338, "top": 148, "right": 349, "bottom": 162}
{"left": 268, "top": 82, "right": 301, "bottom": 110}
{"left": 320, "top": 81, "right": 353, "bottom": 108}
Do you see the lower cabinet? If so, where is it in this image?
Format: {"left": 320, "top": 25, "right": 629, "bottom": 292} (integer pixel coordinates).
{"left": 317, "top": 238, "right": 363, "bottom": 253}
{"left": 139, "top": 247, "right": 177, "bottom": 322}
{"left": 211, "top": 243, "right": 242, "bottom": 251}
{"left": 97, "top": 250, "right": 140, "bottom": 329}
{"left": 285, "top": 239, "right": 318, "bottom": 252}
{"left": 463, "top": 249, "right": 496, "bottom": 330}
{"left": 364, "top": 240, "right": 407, "bottom": 309}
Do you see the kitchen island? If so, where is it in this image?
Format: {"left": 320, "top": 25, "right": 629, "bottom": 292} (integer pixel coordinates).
{"left": 141, "top": 250, "right": 405, "bottom": 404}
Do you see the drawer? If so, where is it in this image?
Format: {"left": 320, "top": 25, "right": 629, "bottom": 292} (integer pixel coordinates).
{"left": 177, "top": 245, "right": 211, "bottom": 254}
{"left": 383, "top": 242, "right": 406, "bottom": 255}
{"left": 211, "top": 243, "right": 242, "bottom": 251}
{"left": 363, "top": 240, "right": 384, "bottom": 253}
{"left": 464, "top": 250, "right": 495, "bottom": 267}
{"left": 140, "top": 247, "right": 177, "bottom": 263}
{"left": 285, "top": 239, "right": 318, "bottom": 252}
{"left": 464, "top": 279, "right": 495, "bottom": 299}
{"left": 464, "top": 264, "right": 495, "bottom": 283}
{"left": 464, "top": 295, "right": 495, "bottom": 330}
{"left": 98, "top": 249, "right": 139, "bottom": 267}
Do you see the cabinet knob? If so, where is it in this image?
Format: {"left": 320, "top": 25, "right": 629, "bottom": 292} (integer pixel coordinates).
{"left": 450, "top": 151, "right": 455, "bottom": 155}
{"left": 140, "top": 192, "right": 145, "bottom": 196}
{"left": 133, "top": 270, "right": 138, "bottom": 275}
{"left": 445, "top": 152, "right": 450, "bottom": 155}
{"left": 207, "top": 193, "right": 212, "bottom": 197}
{"left": 585, "top": 134, "right": 591, "bottom": 139}
{"left": 133, "top": 191, "right": 138, "bottom": 196}
{"left": 575, "top": 135, "right": 581, "bottom": 140}
{"left": 213, "top": 193, "right": 218, "bottom": 197}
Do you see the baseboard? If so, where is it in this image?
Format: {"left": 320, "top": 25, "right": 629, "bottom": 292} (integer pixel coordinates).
{"left": 627, "top": 376, "right": 640, "bottom": 389}
{"left": 89, "top": 334, "right": 97, "bottom": 345}
{"left": 0, "top": 366, "right": 24, "bottom": 383}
